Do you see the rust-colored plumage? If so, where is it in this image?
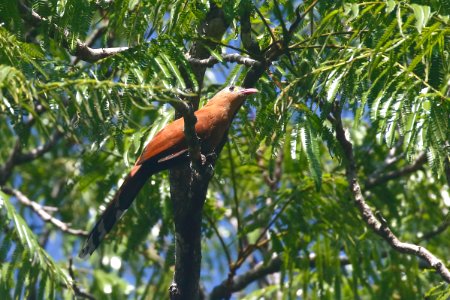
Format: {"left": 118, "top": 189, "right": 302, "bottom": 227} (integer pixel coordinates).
{"left": 79, "top": 86, "right": 258, "bottom": 258}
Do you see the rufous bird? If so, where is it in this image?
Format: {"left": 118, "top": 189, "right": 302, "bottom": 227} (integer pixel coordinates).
{"left": 79, "top": 86, "right": 258, "bottom": 258}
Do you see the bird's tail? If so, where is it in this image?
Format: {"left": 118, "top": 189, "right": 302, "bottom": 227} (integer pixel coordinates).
{"left": 78, "top": 164, "right": 153, "bottom": 258}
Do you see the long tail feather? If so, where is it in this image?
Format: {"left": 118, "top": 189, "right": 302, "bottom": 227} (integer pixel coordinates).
{"left": 78, "top": 164, "right": 153, "bottom": 258}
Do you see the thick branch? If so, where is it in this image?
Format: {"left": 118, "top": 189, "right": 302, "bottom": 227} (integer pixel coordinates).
{"left": 2, "top": 187, "right": 88, "bottom": 237}
{"left": 19, "top": 2, "right": 128, "bottom": 62}
{"left": 170, "top": 99, "right": 202, "bottom": 171}
{"left": 332, "top": 108, "right": 450, "bottom": 283}
{"left": 169, "top": 3, "right": 230, "bottom": 300}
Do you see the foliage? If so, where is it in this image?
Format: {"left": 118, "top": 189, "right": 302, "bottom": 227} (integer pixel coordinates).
{"left": 0, "top": 0, "right": 449, "bottom": 299}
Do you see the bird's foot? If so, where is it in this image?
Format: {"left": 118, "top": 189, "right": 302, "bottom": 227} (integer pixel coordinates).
{"left": 200, "top": 153, "right": 207, "bottom": 165}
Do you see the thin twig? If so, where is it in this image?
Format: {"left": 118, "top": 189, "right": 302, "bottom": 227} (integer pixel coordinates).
{"left": 254, "top": 6, "right": 277, "bottom": 45}
{"left": 2, "top": 188, "right": 88, "bottom": 237}
{"left": 365, "top": 153, "right": 427, "bottom": 189}
{"left": 205, "top": 212, "right": 232, "bottom": 266}
{"left": 68, "top": 258, "right": 96, "bottom": 300}
{"left": 419, "top": 217, "right": 450, "bottom": 242}
{"left": 226, "top": 143, "right": 243, "bottom": 252}
{"left": 288, "top": 0, "right": 319, "bottom": 36}
{"left": 0, "top": 130, "right": 63, "bottom": 186}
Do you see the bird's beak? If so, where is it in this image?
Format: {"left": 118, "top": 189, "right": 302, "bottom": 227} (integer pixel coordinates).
{"left": 240, "top": 88, "right": 259, "bottom": 96}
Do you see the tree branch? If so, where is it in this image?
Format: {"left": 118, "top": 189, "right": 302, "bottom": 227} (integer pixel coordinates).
{"left": 169, "top": 98, "right": 203, "bottom": 172}
{"left": 0, "top": 130, "right": 63, "bottom": 186}
{"left": 15, "top": 130, "right": 64, "bottom": 164}
{"left": 2, "top": 187, "right": 88, "bottom": 237}
{"left": 365, "top": 153, "right": 427, "bottom": 189}
{"left": 19, "top": 2, "right": 128, "bottom": 62}
{"left": 419, "top": 217, "right": 450, "bottom": 242}
{"left": 187, "top": 53, "right": 262, "bottom": 68}
{"left": 209, "top": 255, "right": 282, "bottom": 300}
{"left": 168, "top": 3, "right": 231, "bottom": 299}
{"left": 68, "top": 258, "right": 96, "bottom": 300}
{"left": 332, "top": 107, "right": 450, "bottom": 283}
{"left": 209, "top": 251, "right": 353, "bottom": 299}
{"left": 288, "top": 0, "right": 319, "bottom": 36}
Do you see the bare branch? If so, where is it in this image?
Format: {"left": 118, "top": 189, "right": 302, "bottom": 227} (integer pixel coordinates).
{"left": 73, "top": 41, "right": 129, "bottom": 63}
{"left": 332, "top": 107, "right": 450, "bottom": 283}
{"left": 209, "top": 255, "right": 282, "bottom": 300}
{"left": 2, "top": 187, "right": 88, "bottom": 237}
{"left": 68, "top": 258, "right": 96, "bottom": 300}
{"left": 187, "top": 53, "right": 262, "bottom": 68}
{"left": 16, "top": 131, "right": 64, "bottom": 163}
{"left": 419, "top": 217, "right": 450, "bottom": 242}
{"left": 0, "top": 141, "right": 21, "bottom": 186}
{"left": 365, "top": 153, "right": 427, "bottom": 189}
{"left": 209, "top": 252, "right": 352, "bottom": 299}
{"left": 0, "top": 130, "right": 63, "bottom": 186}
{"left": 205, "top": 212, "right": 232, "bottom": 266}
{"left": 254, "top": 6, "right": 277, "bottom": 44}
{"left": 288, "top": 0, "right": 319, "bottom": 36}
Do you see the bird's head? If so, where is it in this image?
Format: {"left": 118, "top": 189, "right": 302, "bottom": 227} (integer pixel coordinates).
{"left": 205, "top": 85, "right": 258, "bottom": 109}
{"left": 222, "top": 85, "right": 259, "bottom": 97}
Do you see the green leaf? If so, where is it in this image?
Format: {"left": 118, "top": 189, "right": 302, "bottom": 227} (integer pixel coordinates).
{"left": 411, "top": 4, "right": 432, "bottom": 33}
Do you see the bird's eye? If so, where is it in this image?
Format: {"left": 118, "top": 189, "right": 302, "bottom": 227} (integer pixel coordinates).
{"left": 229, "top": 85, "right": 235, "bottom": 91}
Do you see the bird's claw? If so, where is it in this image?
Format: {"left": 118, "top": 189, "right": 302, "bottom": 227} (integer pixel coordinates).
{"left": 200, "top": 154, "right": 207, "bottom": 165}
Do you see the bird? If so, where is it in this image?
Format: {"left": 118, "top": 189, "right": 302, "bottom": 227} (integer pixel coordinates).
{"left": 79, "top": 86, "right": 258, "bottom": 258}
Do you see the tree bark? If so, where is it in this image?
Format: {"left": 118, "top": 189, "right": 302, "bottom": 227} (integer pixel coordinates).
{"left": 168, "top": 3, "right": 229, "bottom": 299}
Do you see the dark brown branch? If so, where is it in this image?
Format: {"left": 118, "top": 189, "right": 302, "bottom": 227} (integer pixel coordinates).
{"left": 365, "top": 153, "right": 427, "bottom": 189}
{"left": 332, "top": 107, "right": 450, "bottom": 283}
{"left": 288, "top": 0, "right": 319, "bottom": 36}
{"left": 0, "top": 141, "right": 21, "bottom": 186}
{"left": 72, "top": 24, "right": 108, "bottom": 65}
{"left": 256, "top": 149, "right": 283, "bottom": 191}
{"left": 169, "top": 3, "right": 230, "bottom": 300}
{"left": 2, "top": 187, "right": 88, "bottom": 237}
{"left": 226, "top": 143, "right": 245, "bottom": 252}
{"left": 209, "top": 255, "right": 282, "bottom": 300}
{"left": 16, "top": 131, "right": 63, "bottom": 163}
{"left": 254, "top": 6, "right": 277, "bottom": 44}
{"left": 209, "top": 251, "right": 352, "bottom": 299}
{"left": 170, "top": 99, "right": 203, "bottom": 172}
{"left": 73, "top": 42, "right": 129, "bottom": 63}
{"left": 419, "top": 218, "right": 450, "bottom": 242}
{"left": 68, "top": 258, "right": 96, "bottom": 300}
{"left": 205, "top": 212, "right": 232, "bottom": 266}
{"left": 0, "top": 130, "right": 63, "bottom": 186}
{"left": 240, "top": 4, "right": 261, "bottom": 56}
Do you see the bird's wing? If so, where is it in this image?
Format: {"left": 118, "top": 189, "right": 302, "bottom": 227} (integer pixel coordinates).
{"left": 136, "top": 118, "right": 186, "bottom": 165}
{"left": 136, "top": 111, "right": 214, "bottom": 165}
